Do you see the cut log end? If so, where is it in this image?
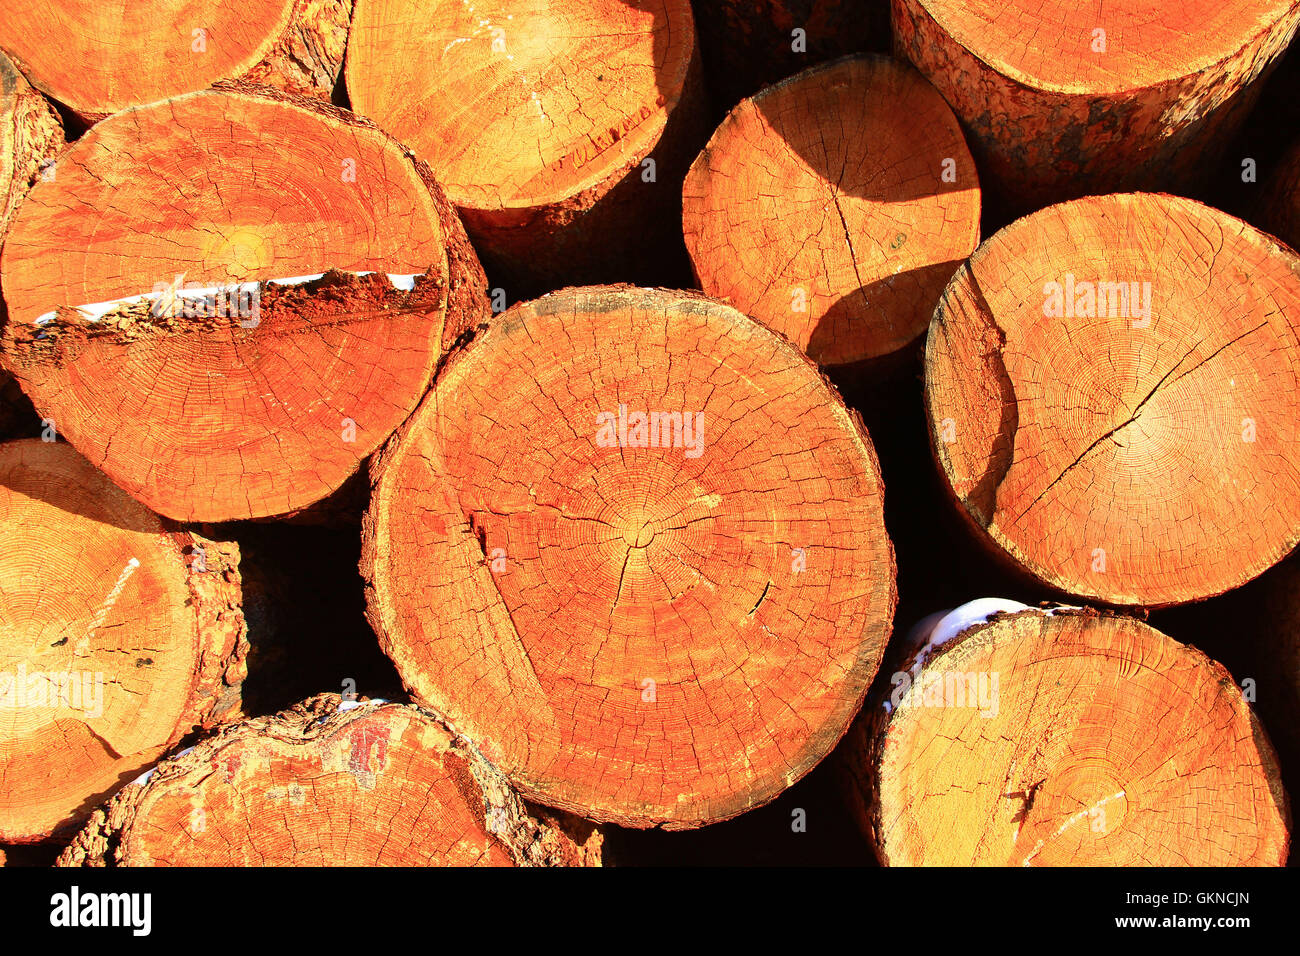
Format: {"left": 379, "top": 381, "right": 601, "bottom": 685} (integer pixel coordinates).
{"left": 345, "top": 0, "right": 704, "bottom": 289}
{"left": 927, "top": 192, "right": 1300, "bottom": 606}
{"left": 57, "top": 696, "right": 603, "bottom": 867}
{"left": 0, "top": 0, "right": 351, "bottom": 121}
{"left": 0, "top": 439, "right": 247, "bottom": 843}
{"left": 893, "top": 0, "right": 1300, "bottom": 203}
{"left": 847, "top": 609, "right": 1290, "bottom": 866}
{"left": 683, "top": 54, "right": 979, "bottom": 367}
{"left": 362, "top": 285, "right": 896, "bottom": 828}
{"left": 0, "top": 85, "right": 488, "bottom": 522}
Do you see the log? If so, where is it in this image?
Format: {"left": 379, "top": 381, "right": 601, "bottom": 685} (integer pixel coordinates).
{"left": 688, "top": 0, "right": 888, "bottom": 118}
{"left": 892, "top": 0, "right": 1300, "bottom": 208}
{"left": 1259, "top": 139, "right": 1300, "bottom": 253}
{"left": 0, "top": 439, "right": 248, "bottom": 843}
{"left": 58, "top": 695, "right": 603, "bottom": 866}
{"left": 843, "top": 605, "right": 1290, "bottom": 866}
{"left": 362, "top": 285, "right": 897, "bottom": 828}
{"left": 0, "top": 84, "right": 489, "bottom": 523}
{"left": 0, "top": 0, "right": 352, "bottom": 122}
{"left": 345, "top": 0, "right": 707, "bottom": 294}
{"left": 0, "top": 51, "right": 62, "bottom": 239}
{"left": 927, "top": 193, "right": 1300, "bottom": 607}
{"left": 682, "top": 54, "right": 979, "bottom": 369}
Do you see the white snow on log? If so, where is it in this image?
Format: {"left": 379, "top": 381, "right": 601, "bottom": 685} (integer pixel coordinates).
{"left": 31, "top": 272, "right": 425, "bottom": 324}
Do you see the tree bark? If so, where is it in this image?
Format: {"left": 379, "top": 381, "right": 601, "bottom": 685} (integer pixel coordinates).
{"left": 345, "top": 0, "right": 707, "bottom": 296}
{"left": 892, "top": 0, "right": 1300, "bottom": 209}
{"left": 0, "top": 439, "right": 248, "bottom": 843}
{"left": 0, "top": 51, "right": 62, "bottom": 240}
{"left": 0, "top": 84, "right": 488, "bottom": 522}
{"left": 843, "top": 605, "right": 1290, "bottom": 865}
{"left": 683, "top": 54, "right": 979, "bottom": 369}
{"left": 362, "top": 285, "right": 897, "bottom": 829}
{"left": 57, "top": 695, "right": 603, "bottom": 866}
{"left": 926, "top": 192, "right": 1300, "bottom": 607}
{"left": 0, "top": 0, "right": 352, "bottom": 122}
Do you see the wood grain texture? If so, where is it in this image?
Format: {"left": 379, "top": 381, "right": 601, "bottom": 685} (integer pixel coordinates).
{"left": 0, "top": 439, "right": 247, "bottom": 843}
{"left": 58, "top": 695, "right": 603, "bottom": 866}
{"left": 927, "top": 193, "right": 1300, "bottom": 606}
{"left": 0, "top": 84, "right": 488, "bottom": 522}
{"left": 362, "top": 285, "right": 896, "bottom": 828}
{"left": 844, "top": 608, "right": 1290, "bottom": 866}
{"left": 683, "top": 54, "right": 979, "bottom": 367}
{"left": 893, "top": 0, "right": 1300, "bottom": 207}
{"left": 0, "top": 0, "right": 352, "bottom": 121}
{"left": 345, "top": 0, "right": 707, "bottom": 292}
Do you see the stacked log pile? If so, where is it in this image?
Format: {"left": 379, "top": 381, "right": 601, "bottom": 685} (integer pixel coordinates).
{"left": 0, "top": 0, "right": 1297, "bottom": 869}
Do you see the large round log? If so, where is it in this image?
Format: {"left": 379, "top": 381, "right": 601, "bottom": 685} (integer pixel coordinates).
{"left": 58, "top": 695, "right": 602, "bottom": 866}
{"left": 345, "top": 0, "right": 707, "bottom": 293}
{"left": 927, "top": 192, "right": 1300, "bottom": 607}
{"left": 0, "top": 0, "right": 352, "bottom": 122}
{"left": 0, "top": 85, "right": 488, "bottom": 523}
{"left": 0, "top": 439, "right": 248, "bottom": 843}
{"left": 362, "top": 285, "right": 897, "bottom": 828}
{"left": 844, "top": 605, "right": 1290, "bottom": 865}
{"left": 892, "top": 0, "right": 1300, "bottom": 207}
{"left": 682, "top": 54, "right": 979, "bottom": 368}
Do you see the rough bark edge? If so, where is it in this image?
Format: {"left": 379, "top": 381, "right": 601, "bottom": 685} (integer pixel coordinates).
{"left": 361, "top": 284, "right": 898, "bottom": 829}
{"left": 175, "top": 531, "right": 249, "bottom": 731}
{"left": 893, "top": 0, "right": 1300, "bottom": 206}
{"left": 842, "top": 606, "right": 1292, "bottom": 866}
{"left": 56, "top": 694, "right": 603, "bottom": 867}
{"left": 242, "top": 0, "right": 354, "bottom": 99}
{"left": 0, "top": 46, "right": 52, "bottom": 449}
{"left": 0, "top": 51, "right": 63, "bottom": 241}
